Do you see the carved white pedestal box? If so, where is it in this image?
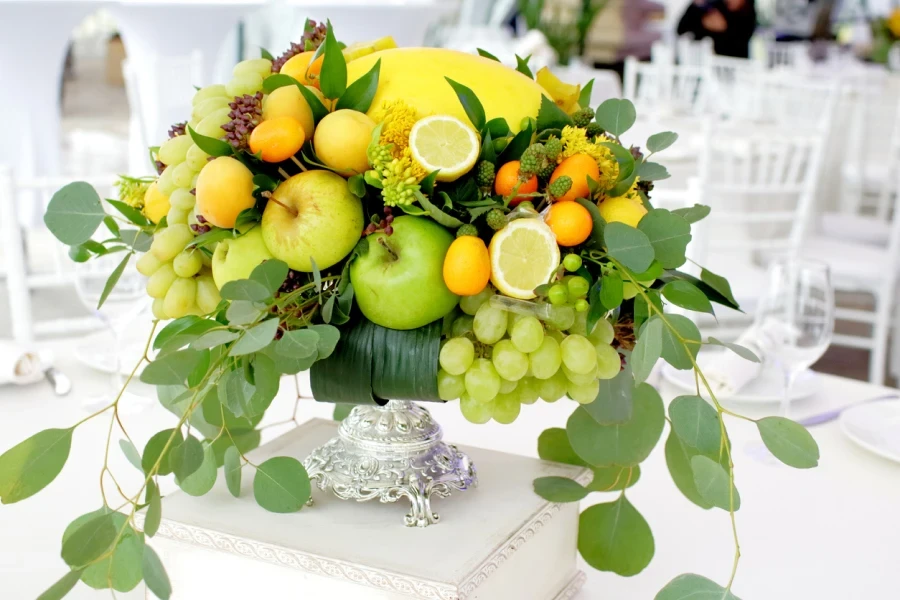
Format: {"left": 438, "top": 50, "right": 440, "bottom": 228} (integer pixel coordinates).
{"left": 150, "top": 418, "right": 589, "bottom": 600}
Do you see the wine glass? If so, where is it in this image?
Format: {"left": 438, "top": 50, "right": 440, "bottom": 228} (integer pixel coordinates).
{"left": 754, "top": 258, "right": 835, "bottom": 419}
{"left": 73, "top": 254, "right": 151, "bottom": 413}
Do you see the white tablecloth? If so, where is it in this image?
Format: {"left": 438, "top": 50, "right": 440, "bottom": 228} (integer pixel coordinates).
{"left": 1, "top": 339, "right": 898, "bottom": 599}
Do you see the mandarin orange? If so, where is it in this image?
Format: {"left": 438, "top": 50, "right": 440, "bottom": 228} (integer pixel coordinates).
{"left": 549, "top": 154, "right": 600, "bottom": 202}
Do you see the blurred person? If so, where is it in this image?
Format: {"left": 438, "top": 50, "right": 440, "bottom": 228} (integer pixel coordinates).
{"left": 677, "top": 0, "right": 758, "bottom": 57}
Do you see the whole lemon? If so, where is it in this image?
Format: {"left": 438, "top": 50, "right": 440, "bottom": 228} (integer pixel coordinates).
{"left": 598, "top": 197, "right": 648, "bottom": 228}
{"left": 142, "top": 181, "right": 170, "bottom": 224}
{"left": 313, "top": 109, "right": 376, "bottom": 176}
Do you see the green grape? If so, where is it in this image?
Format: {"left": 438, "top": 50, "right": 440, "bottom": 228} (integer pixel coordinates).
{"left": 569, "top": 310, "right": 587, "bottom": 335}
{"left": 440, "top": 337, "right": 475, "bottom": 375}
{"left": 171, "top": 162, "right": 196, "bottom": 189}
{"left": 510, "top": 315, "right": 544, "bottom": 353}
{"left": 166, "top": 206, "right": 190, "bottom": 225}
{"left": 548, "top": 284, "right": 568, "bottom": 305}
{"left": 451, "top": 314, "right": 475, "bottom": 338}
{"left": 563, "top": 363, "right": 596, "bottom": 385}
{"left": 575, "top": 299, "right": 589, "bottom": 312}
{"left": 192, "top": 84, "right": 228, "bottom": 106}
{"left": 460, "top": 393, "right": 494, "bottom": 424}
{"left": 595, "top": 343, "right": 622, "bottom": 380}
{"left": 146, "top": 263, "right": 177, "bottom": 299}
{"left": 136, "top": 252, "right": 164, "bottom": 276}
{"left": 195, "top": 275, "right": 221, "bottom": 314}
{"left": 568, "top": 379, "right": 600, "bottom": 405}
{"left": 464, "top": 358, "right": 501, "bottom": 403}
{"left": 588, "top": 318, "right": 615, "bottom": 345}
{"left": 156, "top": 164, "right": 177, "bottom": 196}
{"left": 196, "top": 107, "right": 232, "bottom": 138}
{"left": 561, "top": 334, "right": 597, "bottom": 374}
{"left": 164, "top": 277, "right": 197, "bottom": 319}
{"left": 529, "top": 336, "right": 562, "bottom": 379}
{"left": 233, "top": 58, "right": 273, "bottom": 79}
{"left": 438, "top": 369, "right": 466, "bottom": 400}
{"left": 563, "top": 254, "right": 582, "bottom": 272}
{"left": 537, "top": 370, "right": 568, "bottom": 402}
{"left": 151, "top": 224, "right": 194, "bottom": 261}
{"left": 151, "top": 298, "right": 169, "bottom": 320}
{"left": 191, "top": 96, "right": 231, "bottom": 124}
{"left": 473, "top": 302, "right": 507, "bottom": 344}
{"left": 493, "top": 393, "right": 521, "bottom": 424}
{"left": 508, "top": 310, "right": 526, "bottom": 329}
{"left": 169, "top": 188, "right": 197, "bottom": 211}
{"left": 499, "top": 378, "right": 518, "bottom": 394}
{"left": 173, "top": 249, "right": 203, "bottom": 278}
{"left": 492, "top": 340, "right": 528, "bottom": 381}
{"left": 567, "top": 276, "right": 590, "bottom": 300}
{"left": 548, "top": 306, "right": 576, "bottom": 330}
{"left": 157, "top": 134, "right": 194, "bottom": 167}
{"left": 517, "top": 377, "right": 540, "bottom": 405}
{"left": 546, "top": 329, "right": 565, "bottom": 343}
{"left": 226, "top": 72, "right": 264, "bottom": 97}
{"left": 460, "top": 287, "right": 493, "bottom": 315}
{"left": 623, "top": 281, "right": 639, "bottom": 300}
{"left": 185, "top": 143, "right": 211, "bottom": 172}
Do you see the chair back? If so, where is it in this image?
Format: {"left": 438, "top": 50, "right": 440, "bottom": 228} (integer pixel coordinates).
{"left": 703, "top": 54, "right": 765, "bottom": 121}
{"left": 676, "top": 34, "right": 713, "bottom": 67}
{"left": 623, "top": 56, "right": 706, "bottom": 117}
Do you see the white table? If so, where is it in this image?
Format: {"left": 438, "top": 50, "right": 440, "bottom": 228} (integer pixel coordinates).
{"left": 1, "top": 339, "right": 898, "bottom": 599}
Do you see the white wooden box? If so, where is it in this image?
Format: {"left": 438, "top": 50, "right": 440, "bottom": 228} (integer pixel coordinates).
{"left": 150, "top": 418, "right": 589, "bottom": 600}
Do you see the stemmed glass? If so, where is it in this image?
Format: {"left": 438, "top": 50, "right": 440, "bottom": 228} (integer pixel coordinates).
{"left": 73, "top": 254, "right": 151, "bottom": 413}
{"left": 754, "top": 258, "right": 835, "bottom": 419}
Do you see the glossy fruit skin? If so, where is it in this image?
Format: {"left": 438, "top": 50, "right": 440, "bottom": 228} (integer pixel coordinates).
{"left": 211, "top": 227, "right": 274, "bottom": 289}
{"left": 546, "top": 201, "right": 593, "bottom": 247}
{"left": 443, "top": 235, "right": 491, "bottom": 296}
{"left": 494, "top": 160, "right": 538, "bottom": 205}
{"left": 142, "top": 181, "right": 170, "bottom": 224}
{"left": 196, "top": 156, "right": 256, "bottom": 228}
{"left": 262, "top": 85, "right": 315, "bottom": 138}
{"left": 249, "top": 117, "right": 306, "bottom": 163}
{"left": 346, "top": 48, "right": 548, "bottom": 134}
{"left": 280, "top": 51, "right": 323, "bottom": 88}
{"left": 550, "top": 154, "right": 600, "bottom": 203}
{"left": 313, "top": 110, "right": 376, "bottom": 175}
{"left": 598, "top": 196, "right": 648, "bottom": 228}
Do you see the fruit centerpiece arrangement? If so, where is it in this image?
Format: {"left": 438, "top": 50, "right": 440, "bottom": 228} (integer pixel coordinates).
{"left": 1, "top": 20, "right": 821, "bottom": 600}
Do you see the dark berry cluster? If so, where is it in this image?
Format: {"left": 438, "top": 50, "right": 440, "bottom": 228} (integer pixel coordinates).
{"left": 191, "top": 214, "right": 212, "bottom": 234}
{"left": 363, "top": 206, "right": 394, "bottom": 236}
{"left": 168, "top": 121, "right": 187, "bottom": 139}
{"left": 629, "top": 145, "right": 644, "bottom": 161}
{"left": 271, "top": 20, "right": 327, "bottom": 72}
{"left": 222, "top": 93, "right": 263, "bottom": 150}
{"left": 278, "top": 269, "right": 306, "bottom": 294}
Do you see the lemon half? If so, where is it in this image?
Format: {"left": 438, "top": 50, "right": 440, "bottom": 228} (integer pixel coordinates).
{"left": 409, "top": 115, "right": 479, "bottom": 182}
{"left": 489, "top": 218, "right": 561, "bottom": 299}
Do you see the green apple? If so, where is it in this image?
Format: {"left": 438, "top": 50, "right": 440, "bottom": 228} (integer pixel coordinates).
{"left": 261, "top": 170, "right": 364, "bottom": 272}
{"left": 212, "top": 226, "right": 273, "bottom": 289}
{"left": 350, "top": 216, "right": 459, "bottom": 330}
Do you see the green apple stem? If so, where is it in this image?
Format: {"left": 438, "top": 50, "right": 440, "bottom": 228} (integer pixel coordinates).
{"left": 290, "top": 155, "right": 308, "bottom": 173}
{"left": 377, "top": 236, "right": 398, "bottom": 261}
{"left": 278, "top": 167, "right": 291, "bottom": 180}
{"left": 261, "top": 191, "right": 299, "bottom": 218}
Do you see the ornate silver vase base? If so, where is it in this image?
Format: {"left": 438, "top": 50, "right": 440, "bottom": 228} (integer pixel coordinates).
{"left": 303, "top": 400, "right": 478, "bottom": 527}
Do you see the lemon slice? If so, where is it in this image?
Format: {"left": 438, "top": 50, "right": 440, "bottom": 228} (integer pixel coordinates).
{"left": 409, "top": 115, "right": 479, "bottom": 182}
{"left": 489, "top": 218, "right": 561, "bottom": 300}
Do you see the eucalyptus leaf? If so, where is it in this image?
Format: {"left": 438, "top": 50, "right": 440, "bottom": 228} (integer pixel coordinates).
{"left": 533, "top": 476, "right": 588, "bottom": 502}
{"left": 631, "top": 317, "right": 663, "bottom": 384}
{"left": 143, "top": 545, "right": 172, "bottom": 600}
{"left": 36, "top": 569, "right": 83, "bottom": 600}
{"left": 671, "top": 204, "right": 711, "bottom": 224}
{"left": 277, "top": 328, "right": 320, "bottom": 358}
{"left": 44, "top": 182, "right": 105, "bottom": 245}
{"left": 662, "top": 280, "right": 713, "bottom": 314}
{"left": 574, "top": 197, "right": 605, "bottom": 247}
{"left": 190, "top": 329, "right": 239, "bottom": 350}
{"left": 170, "top": 435, "right": 204, "bottom": 481}
{"left": 655, "top": 573, "right": 741, "bottom": 600}
{"left": 142, "top": 429, "right": 184, "bottom": 476}
{"left": 757, "top": 417, "right": 819, "bottom": 468}
{"left": 250, "top": 259, "right": 289, "bottom": 294}
{"left": 61, "top": 512, "right": 117, "bottom": 567}
{"left": 664, "top": 430, "right": 713, "bottom": 509}
{"left": 585, "top": 280, "right": 606, "bottom": 339}
{"left": 659, "top": 314, "right": 702, "bottom": 370}
{"left": 708, "top": 337, "right": 760, "bottom": 363}
{"left": 691, "top": 455, "right": 741, "bottom": 511}
{"left": 187, "top": 125, "right": 232, "bottom": 157}
{"left": 119, "top": 439, "right": 143, "bottom": 472}
{"left": 578, "top": 496, "right": 654, "bottom": 576}
{"left": 700, "top": 267, "right": 738, "bottom": 308}
{"left": 583, "top": 362, "right": 633, "bottom": 424}
{"left": 587, "top": 465, "right": 640, "bottom": 492}
{"left": 646, "top": 131, "right": 678, "bottom": 153}
{"left": 638, "top": 209, "right": 691, "bottom": 269}
{"left": 604, "top": 223, "right": 654, "bottom": 273}
{"left": 140, "top": 349, "right": 205, "bottom": 385}
{"left": 638, "top": 161, "right": 670, "bottom": 181}
{"left": 61, "top": 508, "right": 143, "bottom": 591}
{"left": 308, "top": 324, "right": 340, "bottom": 359}
{"left": 599, "top": 271, "right": 623, "bottom": 310}
{"left": 145, "top": 479, "right": 161, "bottom": 537}
{"left": 224, "top": 446, "right": 243, "bottom": 497}
{"left": 229, "top": 319, "right": 279, "bottom": 356}
{"left": 594, "top": 98, "right": 637, "bottom": 136}
{"left": 253, "top": 456, "right": 311, "bottom": 513}
{"left": 537, "top": 427, "right": 586, "bottom": 466}
{"left": 153, "top": 314, "right": 204, "bottom": 352}
{"left": 226, "top": 301, "right": 263, "bottom": 326}
{"left": 336, "top": 58, "right": 380, "bottom": 112}
{"left": 669, "top": 396, "right": 722, "bottom": 455}
{"left": 320, "top": 20, "right": 347, "bottom": 99}
{"left": 0, "top": 428, "right": 72, "bottom": 504}
{"left": 220, "top": 279, "right": 271, "bottom": 302}
{"left": 176, "top": 442, "right": 217, "bottom": 496}
{"left": 599, "top": 142, "right": 636, "bottom": 183}
{"left": 445, "top": 77, "right": 486, "bottom": 131}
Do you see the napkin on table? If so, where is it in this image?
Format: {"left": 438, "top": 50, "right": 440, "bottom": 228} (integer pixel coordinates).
{"left": 702, "top": 327, "right": 768, "bottom": 398}
{"left": 0, "top": 341, "right": 46, "bottom": 386}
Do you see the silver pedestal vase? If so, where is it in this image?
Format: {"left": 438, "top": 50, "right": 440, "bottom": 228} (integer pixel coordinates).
{"left": 303, "top": 400, "right": 477, "bottom": 527}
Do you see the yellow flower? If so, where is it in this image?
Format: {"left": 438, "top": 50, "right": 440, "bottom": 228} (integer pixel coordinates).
{"left": 559, "top": 126, "right": 619, "bottom": 190}
{"left": 889, "top": 9, "right": 900, "bottom": 38}
{"left": 373, "top": 99, "right": 419, "bottom": 157}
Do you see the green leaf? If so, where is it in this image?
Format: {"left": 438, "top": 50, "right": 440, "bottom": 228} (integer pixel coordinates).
{"left": 669, "top": 396, "right": 722, "bottom": 455}
{"left": 757, "top": 417, "right": 820, "bottom": 468}
{"left": 599, "top": 141, "right": 636, "bottom": 183}
{"left": 170, "top": 435, "right": 204, "bottom": 481}
{"left": 538, "top": 427, "right": 587, "bottom": 466}
{"left": 664, "top": 430, "right": 713, "bottom": 509}
{"left": 579, "top": 496, "right": 654, "bottom": 576}
{"left": 226, "top": 301, "right": 263, "bottom": 326}
{"left": 190, "top": 329, "right": 239, "bottom": 350}
{"left": 659, "top": 314, "right": 702, "bottom": 370}
{"left": 445, "top": 77, "right": 486, "bottom": 131}
{"left": 308, "top": 324, "right": 340, "bottom": 359}
{"left": 575, "top": 197, "right": 605, "bottom": 248}
{"left": 599, "top": 271, "right": 623, "bottom": 310}
{"left": 708, "top": 337, "right": 761, "bottom": 363}
{"left": 320, "top": 20, "right": 347, "bottom": 99}
{"left": 662, "top": 280, "right": 713, "bottom": 314}
{"left": 587, "top": 465, "right": 640, "bottom": 492}
{"left": 230, "top": 319, "right": 279, "bottom": 356}
{"left": 631, "top": 317, "right": 663, "bottom": 384}
{"left": 106, "top": 198, "right": 151, "bottom": 226}
{"left": 68, "top": 244, "right": 92, "bottom": 262}
{"left": 691, "top": 455, "right": 740, "bottom": 511}
{"left": 119, "top": 228, "right": 153, "bottom": 252}
{"left": 220, "top": 279, "right": 271, "bottom": 302}
{"left": 533, "top": 476, "right": 588, "bottom": 502}
{"left": 415, "top": 190, "right": 466, "bottom": 228}
{"left": 499, "top": 119, "right": 534, "bottom": 162}
{"left": 96, "top": 252, "right": 132, "bottom": 309}
{"left": 224, "top": 446, "right": 243, "bottom": 497}
{"left": 700, "top": 267, "right": 738, "bottom": 309}
{"left": 119, "top": 439, "right": 143, "bottom": 472}
{"left": 44, "top": 182, "right": 105, "bottom": 245}
{"left": 277, "top": 328, "right": 320, "bottom": 358}
{"left": 153, "top": 316, "right": 208, "bottom": 351}
{"left": 103, "top": 215, "right": 120, "bottom": 237}
{"left": 477, "top": 48, "right": 501, "bottom": 61}
{"left": 249, "top": 259, "right": 289, "bottom": 293}
{"left": 61, "top": 508, "right": 144, "bottom": 591}
{"left": 646, "top": 131, "right": 679, "bottom": 153}
{"left": 145, "top": 479, "right": 161, "bottom": 537}
{"left": 176, "top": 442, "right": 217, "bottom": 496}
{"left": 296, "top": 82, "right": 330, "bottom": 124}
{"left": 578, "top": 78, "right": 594, "bottom": 109}
{"left": 141, "top": 429, "right": 184, "bottom": 476}
{"left": 187, "top": 125, "right": 232, "bottom": 157}
{"left": 515, "top": 53, "right": 534, "bottom": 78}
{"left": 479, "top": 130, "right": 496, "bottom": 163}
{"left": 262, "top": 72, "right": 297, "bottom": 93}
{"left": 36, "top": 569, "right": 83, "bottom": 600}
{"left": 594, "top": 98, "right": 636, "bottom": 136}
{"left": 336, "top": 58, "right": 380, "bottom": 112}
{"left": 583, "top": 361, "right": 633, "bottom": 424}
{"left": 567, "top": 383, "right": 664, "bottom": 467}
{"left": 671, "top": 204, "right": 711, "bottom": 224}
{"left": 0, "top": 428, "right": 72, "bottom": 504}
{"left": 483, "top": 117, "right": 510, "bottom": 139}
{"left": 260, "top": 47, "right": 275, "bottom": 61}
{"left": 604, "top": 222, "right": 654, "bottom": 273}
{"left": 187, "top": 226, "right": 235, "bottom": 249}
{"left": 638, "top": 209, "right": 691, "bottom": 269}
{"left": 140, "top": 349, "right": 205, "bottom": 385}
{"left": 655, "top": 574, "right": 741, "bottom": 600}
{"left": 61, "top": 512, "right": 117, "bottom": 567}
{"left": 585, "top": 280, "right": 605, "bottom": 338}
{"left": 637, "top": 161, "right": 670, "bottom": 181}
{"left": 253, "top": 456, "right": 311, "bottom": 513}
{"left": 143, "top": 545, "right": 172, "bottom": 600}
{"left": 536, "top": 95, "right": 574, "bottom": 132}
{"left": 348, "top": 173, "right": 367, "bottom": 198}
{"left": 333, "top": 404, "right": 353, "bottom": 421}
